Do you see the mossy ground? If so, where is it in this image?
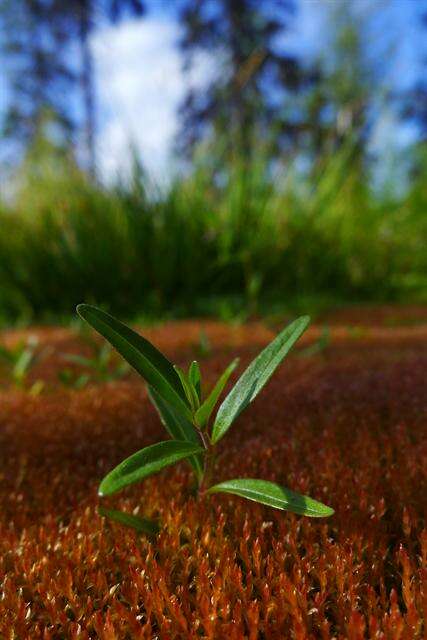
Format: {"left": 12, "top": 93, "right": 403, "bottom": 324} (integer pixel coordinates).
{"left": 0, "top": 307, "right": 426, "bottom": 638}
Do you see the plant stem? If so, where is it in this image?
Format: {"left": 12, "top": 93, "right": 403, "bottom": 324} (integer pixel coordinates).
{"left": 196, "top": 428, "right": 215, "bottom": 494}
{"left": 198, "top": 429, "right": 210, "bottom": 450}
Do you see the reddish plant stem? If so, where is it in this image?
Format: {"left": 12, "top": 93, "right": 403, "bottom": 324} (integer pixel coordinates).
{"left": 196, "top": 428, "right": 215, "bottom": 494}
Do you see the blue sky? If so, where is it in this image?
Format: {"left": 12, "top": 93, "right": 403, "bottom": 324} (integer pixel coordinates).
{"left": 92, "top": 0, "right": 425, "bottom": 180}
{"left": 1, "top": 0, "right": 426, "bottom": 180}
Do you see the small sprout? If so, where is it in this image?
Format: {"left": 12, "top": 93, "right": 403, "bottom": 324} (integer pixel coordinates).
{"left": 77, "top": 304, "right": 334, "bottom": 533}
{"left": 61, "top": 342, "right": 130, "bottom": 386}
{"left": 58, "top": 368, "right": 91, "bottom": 390}
{"left": 28, "top": 379, "right": 45, "bottom": 397}
{"left": 298, "top": 326, "right": 330, "bottom": 358}
{"left": 196, "top": 329, "right": 211, "bottom": 358}
{"left": 0, "top": 336, "right": 48, "bottom": 391}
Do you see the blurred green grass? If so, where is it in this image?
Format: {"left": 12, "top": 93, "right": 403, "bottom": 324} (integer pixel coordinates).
{"left": 0, "top": 142, "right": 426, "bottom": 325}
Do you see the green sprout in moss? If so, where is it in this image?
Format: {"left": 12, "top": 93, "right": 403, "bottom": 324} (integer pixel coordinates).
{"left": 77, "top": 305, "right": 334, "bottom": 534}
{"left": 0, "top": 336, "right": 46, "bottom": 395}
{"left": 59, "top": 342, "right": 130, "bottom": 389}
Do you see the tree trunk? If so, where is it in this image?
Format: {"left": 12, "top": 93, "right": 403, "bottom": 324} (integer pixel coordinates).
{"left": 78, "top": 0, "right": 96, "bottom": 177}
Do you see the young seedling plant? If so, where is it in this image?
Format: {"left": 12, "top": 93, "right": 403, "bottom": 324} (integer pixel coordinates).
{"left": 59, "top": 342, "right": 130, "bottom": 389}
{"left": 0, "top": 336, "right": 47, "bottom": 395}
{"left": 77, "top": 305, "right": 334, "bottom": 534}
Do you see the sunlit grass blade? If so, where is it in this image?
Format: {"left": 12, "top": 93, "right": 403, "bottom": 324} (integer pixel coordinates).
{"left": 98, "top": 440, "right": 205, "bottom": 497}
{"left": 195, "top": 358, "right": 239, "bottom": 428}
{"left": 77, "top": 304, "right": 191, "bottom": 419}
{"left": 207, "top": 478, "right": 334, "bottom": 517}
{"left": 99, "top": 506, "right": 160, "bottom": 536}
{"left": 189, "top": 361, "right": 201, "bottom": 401}
{"left": 148, "top": 386, "right": 204, "bottom": 480}
{"left": 212, "top": 316, "right": 310, "bottom": 443}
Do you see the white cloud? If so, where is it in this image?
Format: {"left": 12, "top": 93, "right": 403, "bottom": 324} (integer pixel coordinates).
{"left": 92, "top": 16, "right": 212, "bottom": 183}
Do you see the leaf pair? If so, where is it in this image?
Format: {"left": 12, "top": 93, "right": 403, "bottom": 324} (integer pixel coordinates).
{"left": 99, "top": 440, "right": 333, "bottom": 518}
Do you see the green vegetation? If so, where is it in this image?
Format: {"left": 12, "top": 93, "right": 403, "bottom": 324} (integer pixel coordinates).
{"left": 77, "top": 304, "right": 333, "bottom": 529}
{"left": 0, "top": 144, "right": 425, "bottom": 325}
{"left": 60, "top": 343, "right": 130, "bottom": 388}
{"left": 0, "top": 336, "right": 46, "bottom": 394}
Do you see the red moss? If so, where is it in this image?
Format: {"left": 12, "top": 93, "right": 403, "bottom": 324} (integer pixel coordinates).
{"left": 0, "top": 313, "right": 426, "bottom": 638}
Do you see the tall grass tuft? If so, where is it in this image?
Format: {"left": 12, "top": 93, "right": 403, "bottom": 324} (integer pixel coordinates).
{"left": 0, "top": 142, "right": 425, "bottom": 323}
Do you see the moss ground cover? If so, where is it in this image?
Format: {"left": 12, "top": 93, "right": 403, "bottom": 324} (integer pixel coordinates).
{"left": 0, "top": 308, "right": 426, "bottom": 638}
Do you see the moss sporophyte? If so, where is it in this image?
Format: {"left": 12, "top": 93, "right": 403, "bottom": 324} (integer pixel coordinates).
{"left": 77, "top": 305, "right": 334, "bottom": 534}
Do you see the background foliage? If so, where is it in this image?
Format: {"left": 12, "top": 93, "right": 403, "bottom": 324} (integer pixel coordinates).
{"left": 0, "top": 0, "right": 426, "bottom": 323}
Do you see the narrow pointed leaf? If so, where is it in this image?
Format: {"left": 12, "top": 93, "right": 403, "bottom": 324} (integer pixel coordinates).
{"left": 77, "top": 304, "right": 191, "bottom": 419}
{"left": 207, "top": 479, "right": 334, "bottom": 517}
{"left": 195, "top": 358, "right": 239, "bottom": 428}
{"left": 212, "top": 316, "right": 310, "bottom": 443}
{"left": 174, "top": 365, "right": 199, "bottom": 410}
{"left": 99, "top": 440, "right": 204, "bottom": 497}
{"left": 189, "top": 361, "right": 201, "bottom": 401}
{"left": 99, "top": 506, "right": 160, "bottom": 536}
{"left": 148, "top": 386, "right": 204, "bottom": 479}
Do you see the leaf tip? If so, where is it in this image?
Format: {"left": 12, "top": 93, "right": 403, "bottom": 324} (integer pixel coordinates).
{"left": 98, "top": 480, "right": 111, "bottom": 497}
{"left": 76, "top": 303, "right": 89, "bottom": 318}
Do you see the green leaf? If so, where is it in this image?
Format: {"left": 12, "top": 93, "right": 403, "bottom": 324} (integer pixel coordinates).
{"left": 115, "top": 361, "right": 131, "bottom": 377}
{"left": 212, "top": 316, "right": 310, "bottom": 443}
{"left": 147, "top": 386, "right": 204, "bottom": 479}
{"left": 77, "top": 304, "right": 191, "bottom": 419}
{"left": 13, "top": 349, "right": 35, "bottom": 382}
{"left": 298, "top": 326, "right": 330, "bottom": 358}
{"left": 29, "top": 379, "right": 45, "bottom": 396}
{"left": 174, "top": 365, "right": 199, "bottom": 410}
{"left": 98, "top": 440, "right": 204, "bottom": 497}
{"left": 195, "top": 358, "right": 239, "bottom": 428}
{"left": 188, "top": 361, "right": 201, "bottom": 401}
{"left": 63, "top": 353, "right": 95, "bottom": 368}
{"left": 98, "top": 343, "right": 112, "bottom": 369}
{"left": 74, "top": 374, "right": 91, "bottom": 389}
{"left": 99, "top": 506, "right": 160, "bottom": 536}
{"left": 197, "top": 330, "right": 211, "bottom": 358}
{"left": 207, "top": 479, "right": 334, "bottom": 517}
